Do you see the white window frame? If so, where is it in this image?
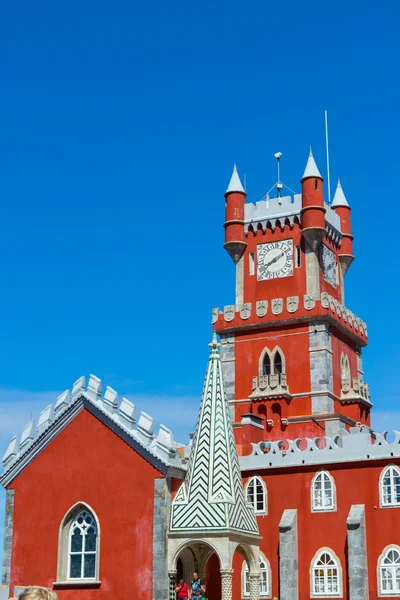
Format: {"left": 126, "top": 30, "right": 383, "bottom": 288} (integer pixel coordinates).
{"left": 311, "top": 470, "right": 337, "bottom": 513}
{"left": 56, "top": 502, "right": 101, "bottom": 585}
{"left": 378, "top": 545, "right": 400, "bottom": 597}
{"left": 242, "top": 554, "right": 271, "bottom": 598}
{"left": 67, "top": 509, "right": 98, "bottom": 581}
{"left": 380, "top": 465, "right": 400, "bottom": 508}
{"left": 258, "top": 346, "right": 286, "bottom": 378}
{"left": 245, "top": 476, "right": 267, "bottom": 515}
{"left": 249, "top": 252, "right": 255, "bottom": 275}
{"left": 310, "top": 548, "right": 342, "bottom": 598}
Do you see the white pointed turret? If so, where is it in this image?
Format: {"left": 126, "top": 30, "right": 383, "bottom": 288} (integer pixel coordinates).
{"left": 331, "top": 180, "right": 350, "bottom": 208}
{"left": 225, "top": 164, "right": 246, "bottom": 194}
{"left": 170, "top": 334, "right": 258, "bottom": 534}
{"left": 300, "top": 148, "right": 323, "bottom": 182}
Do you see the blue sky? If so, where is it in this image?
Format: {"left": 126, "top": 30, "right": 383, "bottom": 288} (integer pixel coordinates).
{"left": 1, "top": 0, "right": 399, "bottom": 557}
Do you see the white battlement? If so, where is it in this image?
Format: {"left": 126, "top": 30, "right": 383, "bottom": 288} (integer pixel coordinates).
{"left": 244, "top": 194, "right": 341, "bottom": 242}
{"left": 239, "top": 427, "right": 400, "bottom": 471}
{"left": 1, "top": 375, "right": 185, "bottom": 480}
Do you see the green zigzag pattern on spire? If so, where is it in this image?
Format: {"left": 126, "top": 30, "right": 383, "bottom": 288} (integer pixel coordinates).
{"left": 170, "top": 345, "right": 258, "bottom": 534}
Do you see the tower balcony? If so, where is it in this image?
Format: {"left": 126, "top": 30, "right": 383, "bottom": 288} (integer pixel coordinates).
{"left": 341, "top": 378, "right": 371, "bottom": 407}
{"left": 250, "top": 373, "right": 291, "bottom": 400}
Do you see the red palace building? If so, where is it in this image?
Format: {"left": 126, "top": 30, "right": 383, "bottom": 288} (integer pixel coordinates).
{"left": 1, "top": 149, "right": 400, "bottom": 600}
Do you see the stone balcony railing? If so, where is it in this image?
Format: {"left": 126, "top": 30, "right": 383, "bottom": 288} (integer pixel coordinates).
{"left": 250, "top": 373, "right": 291, "bottom": 399}
{"left": 341, "top": 378, "right": 371, "bottom": 406}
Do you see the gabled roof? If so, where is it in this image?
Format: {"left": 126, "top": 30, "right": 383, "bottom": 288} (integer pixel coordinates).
{"left": 170, "top": 335, "right": 258, "bottom": 534}
{"left": 1, "top": 375, "right": 186, "bottom": 487}
{"left": 225, "top": 164, "right": 246, "bottom": 194}
{"left": 301, "top": 148, "right": 323, "bottom": 182}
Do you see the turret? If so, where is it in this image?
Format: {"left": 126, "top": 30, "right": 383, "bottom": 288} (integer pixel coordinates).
{"left": 224, "top": 164, "right": 247, "bottom": 263}
{"left": 332, "top": 180, "right": 354, "bottom": 275}
{"left": 300, "top": 149, "right": 326, "bottom": 251}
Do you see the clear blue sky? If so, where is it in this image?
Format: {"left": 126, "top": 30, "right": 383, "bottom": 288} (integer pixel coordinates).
{"left": 1, "top": 0, "right": 399, "bottom": 556}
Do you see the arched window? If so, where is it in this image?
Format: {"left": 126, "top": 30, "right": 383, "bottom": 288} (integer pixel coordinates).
{"left": 246, "top": 476, "right": 267, "bottom": 515}
{"left": 380, "top": 465, "right": 400, "bottom": 507}
{"left": 274, "top": 351, "right": 283, "bottom": 374}
{"left": 243, "top": 554, "right": 271, "bottom": 597}
{"left": 57, "top": 503, "right": 100, "bottom": 583}
{"left": 68, "top": 510, "right": 98, "bottom": 579}
{"left": 263, "top": 354, "right": 271, "bottom": 376}
{"left": 378, "top": 546, "right": 400, "bottom": 595}
{"left": 311, "top": 471, "right": 336, "bottom": 512}
{"left": 311, "top": 549, "right": 341, "bottom": 596}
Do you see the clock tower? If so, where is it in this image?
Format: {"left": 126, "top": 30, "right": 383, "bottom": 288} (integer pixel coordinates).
{"left": 213, "top": 150, "right": 369, "bottom": 453}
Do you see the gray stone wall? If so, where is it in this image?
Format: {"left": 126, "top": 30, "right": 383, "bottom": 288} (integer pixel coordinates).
{"left": 220, "top": 333, "right": 235, "bottom": 421}
{"left": 309, "top": 323, "right": 333, "bottom": 415}
{"left": 2, "top": 489, "right": 14, "bottom": 585}
{"left": 347, "top": 504, "right": 369, "bottom": 600}
{"left": 279, "top": 509, "right": 298, "bottom": 600}
{"left": 153, "top": 478, "right": 171, "bottom": 600}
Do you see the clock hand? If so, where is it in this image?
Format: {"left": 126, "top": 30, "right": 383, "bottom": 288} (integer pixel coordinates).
{"left": 265, "top": 252, "right": 285, "bottom": 269}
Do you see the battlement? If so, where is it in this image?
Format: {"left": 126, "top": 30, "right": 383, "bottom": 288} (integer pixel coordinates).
{"left": 1, "top": 375, "right": 186, "bottom": 485}
{"left": 239, "top": 427, "right": 400, "bottom": 471}
{"left": 244, "top": 194, "right": 341, "bottom": 244}
{"left": 212, "top": 291, "right": 367, "bottom": 346}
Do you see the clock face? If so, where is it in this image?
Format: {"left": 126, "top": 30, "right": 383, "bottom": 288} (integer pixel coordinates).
{"left": 257, "top": 240, "right": 293, "bottom": 281}
{"left": 321, "top": 244, "right": 337, "bottom": 287}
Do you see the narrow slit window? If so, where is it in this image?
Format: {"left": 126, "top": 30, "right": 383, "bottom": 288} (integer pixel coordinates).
{"left": 315, "top": 179, "right": 319, "bottom": 191}
{"left": 263, "top": 354, "right": 271, "bottom": 376}
{"left": 295, "top": 245, "right": 301, "bottom": 268}
{"left": 249, "top": 252, "right": 255, "bottom": 275}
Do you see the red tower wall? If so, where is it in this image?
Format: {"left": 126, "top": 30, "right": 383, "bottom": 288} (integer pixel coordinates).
{"left": 7, "top": 409, "right": 162, "bottom": 600}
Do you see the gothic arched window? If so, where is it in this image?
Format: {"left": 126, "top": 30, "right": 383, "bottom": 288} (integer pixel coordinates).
{"left": 378, "top": 546, "right": 400, "bottom": 595}
{"left": 311, "top": 549, "right": 341, "bottom": 596}
{"left": 68, "top": 510, "right": 98, "bottom": 579}
{"left": 274, "top": 351, "right": 283, "bottom": 374}
{"left": 242, "top": 554, "right": 271, "bottom": 597}
{"left": 311, "top": 471, "right": 336, "bottom": 512}
{"left": 380, "top": 465, "right": 400, "bottom": 507}
{"left": 57, "top": 503, "right": 100, "bottom": 583}
{"left": 263, "top": 354, "right": 271, "bottom": 375}
{"left": 246, "top": 476, "right": 267, "bottom": 515}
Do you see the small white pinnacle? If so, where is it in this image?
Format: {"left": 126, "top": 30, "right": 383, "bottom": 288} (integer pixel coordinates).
{"left": 331, "top": 179, "right": 350, "bottom": 208}
{"left": 301, "top": 147, "right": 323, "bottom": 181}
{"left": 225, "top": 164, "right": 246, "bottom": 194}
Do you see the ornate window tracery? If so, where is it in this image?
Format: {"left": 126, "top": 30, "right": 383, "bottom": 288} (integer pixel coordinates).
{"left": 378, "top": 546, "right": 400, "bottom": 595}
{"left": 380, "top": 465, "right": 400, "bottom": 507}
{"left": 311, "top": 549, "right": 341, "bottom": 597}
{"left": 68, "top": 510, "right": 98, "bottom": 580}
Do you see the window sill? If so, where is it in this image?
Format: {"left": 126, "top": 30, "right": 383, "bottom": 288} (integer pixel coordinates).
{"left": 53, "top": 580, "right": 101, "bottom": 589}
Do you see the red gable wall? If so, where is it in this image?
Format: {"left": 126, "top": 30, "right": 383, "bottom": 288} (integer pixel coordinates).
{"left": 8, "top": 408, "right": 163, "bottom": 600}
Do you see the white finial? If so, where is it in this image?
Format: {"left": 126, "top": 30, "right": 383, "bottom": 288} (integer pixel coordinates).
{"left": 331, "top": 179, "right": 350, "bottom": 208}
{"left": 300, "top": 147, "right": 323, "bottom": 182}
{"left": 225, "top": 164, "right": 246, "bottom": 195}
{"left": 209, "top": 331, "right": 220, "bottom": 350}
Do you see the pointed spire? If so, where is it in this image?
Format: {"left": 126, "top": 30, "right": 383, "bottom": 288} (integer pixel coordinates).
{"left": 331, "top": 179, "right": 350, "bottom": 208}
{"left": 170, "top": 338, "right": 258, "bottom": 534}
{"left": 301, "top": 147, "right": 323, "bottom": 182}
{"left": 225, "top": 164, "right": 246, "bottom": 194}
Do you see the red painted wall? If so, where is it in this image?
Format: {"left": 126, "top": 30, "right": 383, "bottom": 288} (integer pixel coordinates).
{"left": 209, "top": 461, "right": 400, "bottom": 600}
{"left": 8, "top": 409, "right": 163, "bottom": 600}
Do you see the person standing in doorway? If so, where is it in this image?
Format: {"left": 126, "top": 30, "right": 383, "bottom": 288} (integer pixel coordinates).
{"left": 176, "top": 579, "right": 190, "bottom": 600}
{"left": 191, "top": 572, "right": 206, "bottom": 599}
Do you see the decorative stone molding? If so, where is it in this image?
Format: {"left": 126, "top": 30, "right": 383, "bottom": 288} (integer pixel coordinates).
{"left": 304, "top": 293, "right": 315, "bottom": 310}
{"left": 250, "top": 374, "right": 290, "bottom": 399}
{"left": 212, "top": 307, "right": 220, "bottom": 323}
{"left": 287, "top": 296, "right": 299, "bottom": 313}
{"left": 240, "top": 427, "right": 400, "bottom": 471}
{"left": 224, "top": 305, "right": 235, "bottom": 322}
{"left": 256, "top": 301, "right": 268, "bottom": 317}
{"left": 220, "top": 570, "right": 234, "bottom": 600}
{"left": 1, "top": 374, "right": 185, "bottom": 484}
{"left": 240, "top": 303, "right": 252, "bottom": 320}
{"left": 272, "top": 298, "right": 283, "bottom": 315}
{"left": 248, "top": 572, "right": 261, "bottom": 600}
{"left": 341, "top": 378, "right": 371, "bottom": 406}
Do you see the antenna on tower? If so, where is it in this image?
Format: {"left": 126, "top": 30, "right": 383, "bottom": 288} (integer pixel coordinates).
{"left": 325, "top": 108, "right": 332, "bottom": 204}
{"left": 274, "top": 152, "right": 283, "bottom": 201}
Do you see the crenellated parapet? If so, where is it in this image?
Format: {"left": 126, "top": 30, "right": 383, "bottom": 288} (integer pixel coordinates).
{"left": 239, "top": 427, "right": 400, "bottom": 471}
{"left": 244, "top": 195, "right": 341, "bottom": 246}
{"left": 212, "top": 291, "right": 367, "bottom": 346}
{"left": 1, "top": 374, "right": 186, "bottom": 486}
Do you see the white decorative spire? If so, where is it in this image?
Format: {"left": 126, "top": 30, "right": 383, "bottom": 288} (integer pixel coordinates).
{"left": 331, "top": 179, "right": 350, "bottom": 208}
{"left": 225, "top": 164, "right": 246, "bottom": 194}
{"left": 301, "top": 147, "right": 323, "bottom": 181}
{"left": 170, "top": 334, "right": 258, "bottom": 534}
